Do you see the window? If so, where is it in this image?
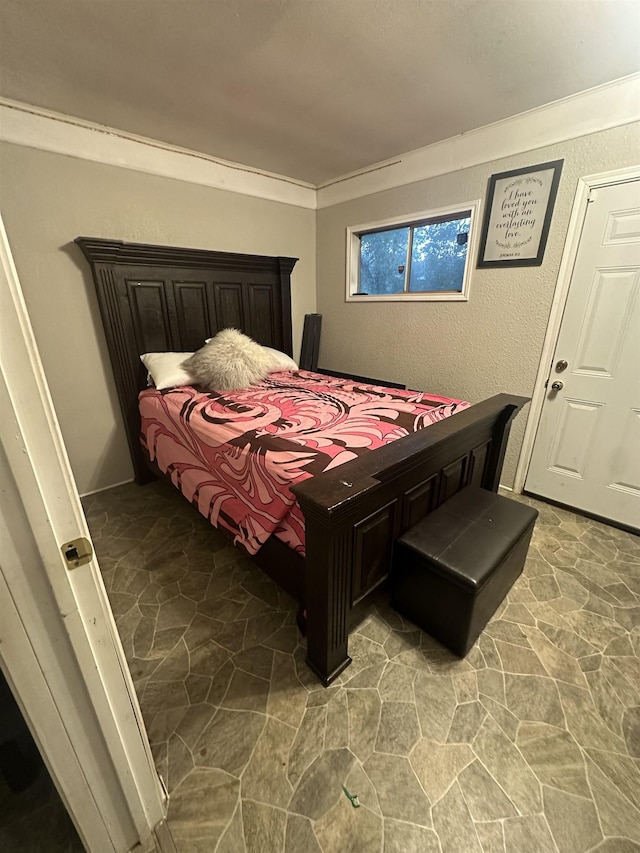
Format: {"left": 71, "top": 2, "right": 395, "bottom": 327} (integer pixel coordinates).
{"left": 346, "top": 201, "right": 480, "bottom": 302}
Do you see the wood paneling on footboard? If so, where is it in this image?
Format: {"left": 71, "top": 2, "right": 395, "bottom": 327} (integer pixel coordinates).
{"left": 293, "top": 394, "right": 527, "bottom": 684}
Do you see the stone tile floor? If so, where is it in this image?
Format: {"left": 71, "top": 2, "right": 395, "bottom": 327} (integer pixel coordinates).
{"left": 83, "top": 481, "right": 640, "bottom": 853}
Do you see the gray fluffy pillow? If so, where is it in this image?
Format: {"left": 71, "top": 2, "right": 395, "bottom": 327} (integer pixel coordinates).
{"left": 182, "top": 328, "right": 274, "bottom": 392}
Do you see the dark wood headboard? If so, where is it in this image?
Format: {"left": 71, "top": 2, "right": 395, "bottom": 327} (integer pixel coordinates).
{"left": 76, "top": 237, "right": 297, "bottom": 483}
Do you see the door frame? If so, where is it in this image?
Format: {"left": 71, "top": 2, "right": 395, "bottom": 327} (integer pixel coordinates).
{"left": 514, "top": 163, "right": 640, "bottom": 495}
{"left": 0, "top": 568, "right": 119, "bottom": 852}
{"left": 0, "top": 213, "right": 169, "bottom": 851}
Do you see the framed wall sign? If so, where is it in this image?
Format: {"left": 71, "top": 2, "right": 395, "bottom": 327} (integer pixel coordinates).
{"left": 477, "top": 159, "right": 563, "bottom": 268}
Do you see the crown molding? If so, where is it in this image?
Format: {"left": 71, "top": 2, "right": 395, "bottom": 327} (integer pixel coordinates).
{"left": 0, "top": 98, "right": 317, "bottom": 210}
{"left": 316, "top": 73, "right": 640, "bottom": 208}
{"left": 1, "top": 74, "right": 639, "bottom": 213}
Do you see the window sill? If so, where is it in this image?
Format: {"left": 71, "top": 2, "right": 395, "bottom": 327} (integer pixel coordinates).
{"left": 345, "top": 291, "right": 469, "bottom": 303}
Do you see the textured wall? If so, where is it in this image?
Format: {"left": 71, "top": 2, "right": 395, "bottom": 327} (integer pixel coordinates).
{"left": 0, "top": 143, "right": 316, "bottom": 494}
{"left": 316, "top": 123, "right": 640, "bottom": 487}
{"left": 3, "top": 123, "right": 638, "bottom": 496}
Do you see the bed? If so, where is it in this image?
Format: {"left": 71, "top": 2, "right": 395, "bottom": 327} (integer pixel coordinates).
{"left": 76, "top": 237, "right": 528, "bottom": 686}
{"left": 138, "top": 372, "right": 471, "bottom": 557}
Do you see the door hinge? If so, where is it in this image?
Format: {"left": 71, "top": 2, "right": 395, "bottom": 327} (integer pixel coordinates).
{"left": 61, "top": 537, "right": 93, "bottom": 569}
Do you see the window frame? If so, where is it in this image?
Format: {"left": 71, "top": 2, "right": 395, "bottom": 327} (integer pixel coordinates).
{"left": 345, "top": 200, "right": 481, "bottom": 303}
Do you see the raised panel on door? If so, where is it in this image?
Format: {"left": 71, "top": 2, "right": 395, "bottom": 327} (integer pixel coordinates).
{"left": 573, "top": 269, "right": 637, "bottom": 377}
{"left": 602, "top": 207, "right": 640, "bottom": 244}
{"left": 608, "top": 408, "right": 640, "bottom": 497}
{"left": 547, "top": 399, "right": 603, "bottom": 479}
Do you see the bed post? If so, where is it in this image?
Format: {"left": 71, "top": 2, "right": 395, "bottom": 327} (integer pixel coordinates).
{"left": 482, "top": 400, "right": 525, "bottom": 492}
{"left": 296, "top": 502, "right": 353, "bottom": 686}
{"left": 299, "top": 314, "right": 322, "bottom": 371}
{"left": 277, "top": 257, "right": 296, "bottom": 358}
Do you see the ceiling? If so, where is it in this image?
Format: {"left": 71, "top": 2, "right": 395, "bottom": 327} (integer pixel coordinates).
{"left": 1, "top": 1, "right": 639, "bottom": 186}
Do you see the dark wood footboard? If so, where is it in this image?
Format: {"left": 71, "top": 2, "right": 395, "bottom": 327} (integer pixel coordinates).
{"left": 291, "top": 394, "right": 528, "bottom": 685}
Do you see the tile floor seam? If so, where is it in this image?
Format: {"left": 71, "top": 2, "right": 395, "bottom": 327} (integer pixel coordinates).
{"left": 457, "top": 777, "right": 488, "bottom": 852}
{"left": 473, "top": 753, "right": 522, "bottom": 819}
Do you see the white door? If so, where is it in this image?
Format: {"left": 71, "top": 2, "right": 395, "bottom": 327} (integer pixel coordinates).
{"left": 0, "top": 214, "right": 169, "bottom": 851}
{"left": 525, "top": 179, "right": 640, "bottom": 529}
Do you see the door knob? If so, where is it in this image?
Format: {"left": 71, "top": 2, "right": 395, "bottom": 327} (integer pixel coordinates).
{"left": 555, "top": 359, "right": 568, "bottom": 372}
{"left": 551, "top": 380, "right": 564, "bottom": 391}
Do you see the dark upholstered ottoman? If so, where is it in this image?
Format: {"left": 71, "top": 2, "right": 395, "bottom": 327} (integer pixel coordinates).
{"left": 391, "top": 486, "right": 538, "bottom": 656}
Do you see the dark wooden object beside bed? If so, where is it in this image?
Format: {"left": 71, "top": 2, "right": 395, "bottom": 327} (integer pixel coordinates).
{"left": 76, "top": 237, "right": 528, "bottom": 686}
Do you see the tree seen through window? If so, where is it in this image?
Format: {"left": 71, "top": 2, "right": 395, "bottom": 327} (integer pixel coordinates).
{"left": 359, "top": 215, "right": 470, "bottom": 295}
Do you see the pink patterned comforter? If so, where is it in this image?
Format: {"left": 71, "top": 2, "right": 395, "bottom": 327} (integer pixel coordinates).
{"left": 139, "top": 370, "right": 470, "bottom": 556}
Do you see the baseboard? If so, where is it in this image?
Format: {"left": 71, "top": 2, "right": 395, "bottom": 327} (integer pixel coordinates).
{"left": 79, "top": 478, "right": 135, "bottom": 498}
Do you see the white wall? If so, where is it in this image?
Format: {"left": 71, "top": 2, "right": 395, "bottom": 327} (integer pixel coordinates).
{"left": 0, "top": 143, "right": 316, "bottom": 494}
{"left": 315, "top": 122, "right": 640, "bottom": 488}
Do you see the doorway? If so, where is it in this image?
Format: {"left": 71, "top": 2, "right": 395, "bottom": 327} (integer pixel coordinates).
{"left": 522, "top": 172, "right": 640, "bottom": 529}
{"left": 0, "top": 670, "right": 84, "bottom": 852}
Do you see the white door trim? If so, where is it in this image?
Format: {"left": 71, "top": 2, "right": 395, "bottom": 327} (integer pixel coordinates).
{"left": 1, "top": 213, "right": 167, "bottom": 850}
{"left": 514, "top": 163, "right": 640, "bottom": 494}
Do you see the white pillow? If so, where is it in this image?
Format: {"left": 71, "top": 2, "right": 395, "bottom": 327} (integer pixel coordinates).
{"left": 263, "top": 346, "right": 298, "bottom": 372}
{"left": 140, "top": 352, "right": 194, "bottom": 390}
{"left": 183, "top": 329, "right": 274, "bottom": 392}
